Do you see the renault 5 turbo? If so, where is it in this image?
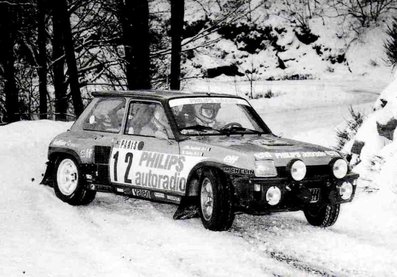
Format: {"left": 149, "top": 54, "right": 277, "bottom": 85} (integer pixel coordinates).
{"left": 42, "top": 90, "right": 358, "bottom": 231}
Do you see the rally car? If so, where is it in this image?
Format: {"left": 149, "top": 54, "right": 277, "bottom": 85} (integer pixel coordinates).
{"left": 42, "top": 90, "right": 358, "bottom": 231}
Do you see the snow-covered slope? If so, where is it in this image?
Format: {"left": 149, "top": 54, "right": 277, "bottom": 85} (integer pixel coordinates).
{"left": 1, "top": 81, "right": 397, "bottom": 276}
{"left": 183, "top": 0, "right": 396, "bottom": 83}
{"left": 346, "top": 72, "right": 397, "bottom": 194}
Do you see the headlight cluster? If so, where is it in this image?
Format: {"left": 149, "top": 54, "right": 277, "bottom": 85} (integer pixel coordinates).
{"left": 339, "top": 182, "right": 353, "bottom": 200}
{"left": 289, "top": 160, "right": 306, "bottom": 181}
{"left": 254, "top": 160, "right": 277, "bottom": 177}
{"left": 332, "top": 158, "right": 348, "bottom": 179}
{"left": 265, "top": 186, "right": 282, "bottom": 205}
{"left": 253, "top": 156, "right": 348, "bottom": 181}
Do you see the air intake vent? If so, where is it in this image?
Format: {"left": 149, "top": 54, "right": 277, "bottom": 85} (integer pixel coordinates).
{"left": 94, "top": 146, "right": 111, "bottom": 164}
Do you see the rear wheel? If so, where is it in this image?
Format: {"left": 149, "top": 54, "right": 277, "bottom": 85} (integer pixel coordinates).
{"left": 303, "top": 203, "right": 340, "bottom": 227}
{"left": 199, "top": 169, "right": 234, "bottom": 231}
{"left": 54, "top": 157, "right": 96, "bottom": 205}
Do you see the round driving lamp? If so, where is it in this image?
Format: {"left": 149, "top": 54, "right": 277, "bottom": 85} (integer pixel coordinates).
{"left": 332, "top": 158, "right": 348, "bottom": 179}
{"left": 266, "top": 186, "right": 282, "bottom": 206}
{"left": 289, "top": 160, "right": 306, "bottom": 181}
{"left": 339, "top": 182, "right": 353, "bottom": 200}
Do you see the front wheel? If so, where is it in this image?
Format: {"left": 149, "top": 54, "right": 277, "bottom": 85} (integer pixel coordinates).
{"left": 199, "top": 169, "right": 234, "bottom": 231}
{"left": 303, "top": 203, "right": 340, "bottom": 227}
{"left": 54, "top": 157, "right": 96, "bottom": 206}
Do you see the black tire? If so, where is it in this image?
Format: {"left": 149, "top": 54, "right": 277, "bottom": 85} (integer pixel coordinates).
{"left": 198, "top": 169, "right": 235, "bottom": 231}
{"left": 303, "top": 203, "right": 340, "bottom": 227}
{"left": 53, "top": 157, "right": 96, "bottom": 206}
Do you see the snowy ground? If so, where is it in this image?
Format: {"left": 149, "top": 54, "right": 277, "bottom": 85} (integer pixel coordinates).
{"left": 1, "top": 78, "right": 397, "bottom": 277}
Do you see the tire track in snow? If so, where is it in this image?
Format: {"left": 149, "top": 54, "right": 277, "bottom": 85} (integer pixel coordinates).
{"left": 230, "top": 213, "right": 369, "bottom": 277}
{"left": 232, "top": 229, "right": 338, "bottom": 277}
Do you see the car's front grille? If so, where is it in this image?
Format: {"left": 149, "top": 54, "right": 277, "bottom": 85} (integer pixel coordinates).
{"left": 277, "top": 165, "right": 330, "bottom": 178}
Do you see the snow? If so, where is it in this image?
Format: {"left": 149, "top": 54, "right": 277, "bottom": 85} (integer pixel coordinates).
{"left": 2, "top": 78, "right": 397, "bottom": 276}
{"left": 346, "top": 73, "right": 397, "bottom": 194}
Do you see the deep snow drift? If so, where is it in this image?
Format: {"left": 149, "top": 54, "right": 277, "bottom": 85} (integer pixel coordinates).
{"left": 1, "top": 79, "right": 397, "bottom": 277}
{"left": 346, "top": 72, "right": 397, "bottom": 193}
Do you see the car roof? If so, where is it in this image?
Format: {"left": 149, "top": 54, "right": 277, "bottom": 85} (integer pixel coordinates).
{"left": 91, "top": 90, "right": 242, "bottom": 102}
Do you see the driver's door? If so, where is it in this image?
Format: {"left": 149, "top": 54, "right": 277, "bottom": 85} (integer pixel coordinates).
{"left": 109, "top": 100, "right": 184, "bottom": 201}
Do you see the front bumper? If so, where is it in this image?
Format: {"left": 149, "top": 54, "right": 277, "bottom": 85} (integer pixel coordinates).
{"left": 233, "top": 173, "right": 358, "bottom": 214}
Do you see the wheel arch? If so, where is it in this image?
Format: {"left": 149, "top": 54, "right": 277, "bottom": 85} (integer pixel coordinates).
{"left": 184, "top": 161, "right": 231, "bottom": 197}
{"left": 48, "top": 147, "right": 83, "bottom": 165}
{"left": 41, "top": 148, "right": 83, "bottom": 186}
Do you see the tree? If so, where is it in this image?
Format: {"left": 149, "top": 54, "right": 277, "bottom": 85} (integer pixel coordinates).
{"left": 37, "top": 0, "right": 48, "bottom": 119}
{"left": 0, "top": 2, "right": 20, "bottom": 123}
{"left": 329, "top": 0, "right": 397, "bottom": 28}
{"left": 57, "top": 0, "right": 84, "bottom": 117}
{"left": 117, "top": 0, "right": 151, "bottom": 90}
{"left": 51, "top": 0, "right": 68, "bottom": 120}
{"left": 170, "top": 0, "right": 185, "bottom": 90}
{"left": 385, "top": 17, "right": 397, "bottom": 68}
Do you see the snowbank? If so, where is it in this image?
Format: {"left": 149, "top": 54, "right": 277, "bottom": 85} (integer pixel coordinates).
{"left": 347, "top": 71, "right": 397, "bottom": 193}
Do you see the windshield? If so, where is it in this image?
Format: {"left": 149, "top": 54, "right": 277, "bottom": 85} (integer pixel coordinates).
{"left": 169, "top": 97, "right": 269, "bottom": 136}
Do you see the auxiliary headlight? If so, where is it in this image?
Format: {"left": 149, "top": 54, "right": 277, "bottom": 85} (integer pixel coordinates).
{"left": 254, "top": 160, "right": 277, "bottom": 177}
{"left": 289, "top": 160, "right": 306, "bottom": 181}
{"left": 332, "top": 158, "right": 348, "bottom": 179}
{"left": 266, "top": 186, "right": 282, "bottom": 206}
{"left": 339, "top": 182, "right": 353, "bottom": 200}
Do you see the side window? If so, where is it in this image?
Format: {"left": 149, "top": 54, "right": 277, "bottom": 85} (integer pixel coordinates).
{"left": 125, "top": 102, "right": 172, "bottom": 138}
{"left": 83, "top": 98, "right": 126, "bottom": 133}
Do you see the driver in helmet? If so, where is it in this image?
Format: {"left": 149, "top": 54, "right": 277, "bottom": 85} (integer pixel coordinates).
{"left": 192, "top": 102, "right": 221, "bottom": 127}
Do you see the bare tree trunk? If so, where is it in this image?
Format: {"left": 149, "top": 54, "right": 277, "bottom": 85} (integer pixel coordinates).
{"left": 52, "top": 1, "right": 68, "bottom": 121}
{"left": 118, "top": 0, "right": 151, "bottom": 90}
{"left": 37, "top": 0, "right": 48, "bottom": 119}
{"left": 0, "top": 3, "right": 19, "bottom": 123}
{"left": 58, "top": 0, "right": 84, "bottom": 116}
{"left": 170, "top": 0, "right": 185, "bottom": 90}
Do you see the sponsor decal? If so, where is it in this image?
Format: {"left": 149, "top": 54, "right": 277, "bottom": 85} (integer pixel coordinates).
{"left": 224, "top": 155, "right": 239, "bottom": 165}
{"left": 110, "top": 149, "right": 204, "bottom": 194}
{"left": 80, "top": 148, "right": 93, "bottom": 159}
{"left": 116, "top": 139, "right": 144, "bottom": 150}
{"left": 166, "top": 195, "right": 181, "bottom": 202}
{"left": 324, "top": 150, "right": 340, "bottom": 157}
{"left": 223, "top": 167, "right": 254, "bottom": 175}
{"left": 154, "top": 192, "right": 165, "bottom": 198}
{"left": 169, "top": 97, "right": 249, "bottom": 107}
{"left": 134, "top": 170, "right": 187, "bottom": 193}
{"left": 254, "top": 151, "right": 339, "bottom": 159}
{"left": 139, "top": 152, "right": 185, "bottom": 172}
{"left": 52, "top": 139, "right": 76, "bottom": 148}
{"left": 254, "top": 152, "right": 273, "bottom": 159}
{"left": 52, "top": 139, "right": 68, "bottom": 146}
{"left": 182, "top": 145, "right": 211, "bottom": 152}
{"left": 131, "top": 188, "right": 151, "bottom": 199}
{"left": 181, "top": 150, "right": 204, "bottom": 156}
{"left": 181, "top": 145, "right": 211, "bottom": 156}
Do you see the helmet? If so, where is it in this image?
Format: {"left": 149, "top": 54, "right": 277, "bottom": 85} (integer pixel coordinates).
{"left": 193, "top": 103, "right": 221, "bottom": 124}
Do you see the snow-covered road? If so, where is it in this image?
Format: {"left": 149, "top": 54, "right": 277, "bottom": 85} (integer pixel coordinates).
{"left": 1, "top": 79, "right": 397, "bottom": 277}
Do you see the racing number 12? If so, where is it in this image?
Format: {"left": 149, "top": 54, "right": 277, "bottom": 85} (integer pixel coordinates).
{"left": 112, "top": 151, "right": 133, "bottom": 184}
{"left": 124, "top": 153, "right": 133, "bottom": 184}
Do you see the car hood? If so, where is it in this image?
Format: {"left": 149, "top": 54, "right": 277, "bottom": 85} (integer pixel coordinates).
{"left": 183, "top": 134, "right": 341, "bottom": 167}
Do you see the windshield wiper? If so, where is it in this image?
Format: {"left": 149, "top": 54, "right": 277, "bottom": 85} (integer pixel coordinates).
{"left": 180, "top": 124, "right": 220, "bottom": 133}
{"left": 220, "top": 126, "right": 262, "bottom": 135}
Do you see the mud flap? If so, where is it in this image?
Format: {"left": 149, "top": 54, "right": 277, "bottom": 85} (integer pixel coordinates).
{"left": 40, "top": 161, "right": 54, "bottom": 187}
{"left": 173, "top": 197, "right": 199, "bottom": 220}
